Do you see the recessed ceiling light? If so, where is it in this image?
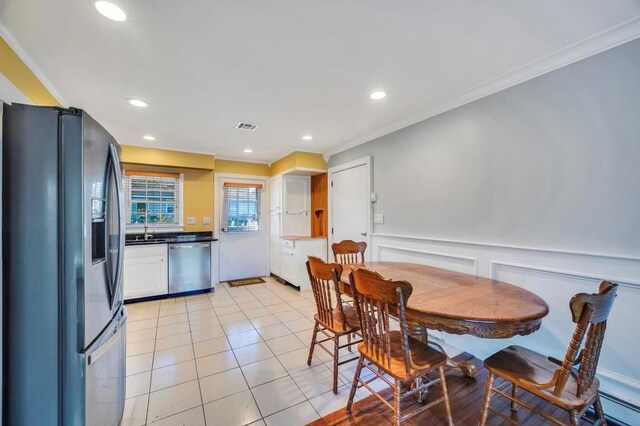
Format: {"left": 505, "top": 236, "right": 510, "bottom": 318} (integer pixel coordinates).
{"left": 370, "top": 91, "right": 386, "bottom": 100}
{"left": 243, "top": 149, "right": 253, "bottom": 153}
{"left": 95, "top": 1, "right": 127, "bottom": 22}
{"left": 128, "top": 98, "right": 149, "bottom": 108}
{"left": 302, "top": 135, "right": 313, "bottom": 141}
{"left": 143, "top": 135, "right": 156, "bottom": 141}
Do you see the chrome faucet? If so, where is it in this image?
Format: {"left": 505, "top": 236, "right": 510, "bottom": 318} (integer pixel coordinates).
{"left": 143, "top": 216, "right": 154, "bottom": 240}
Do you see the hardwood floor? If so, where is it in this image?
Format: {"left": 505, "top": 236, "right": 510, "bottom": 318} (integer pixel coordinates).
{"left": 307, "top": 353, "right": 604, "bottom": 426}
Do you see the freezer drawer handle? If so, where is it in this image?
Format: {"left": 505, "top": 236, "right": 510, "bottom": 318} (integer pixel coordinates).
{"left": 87, "top": 327, "right": 121, "bottom": 365}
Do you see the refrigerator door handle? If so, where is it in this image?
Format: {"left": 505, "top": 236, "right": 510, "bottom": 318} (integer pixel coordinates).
{"left": 109, "top": 143, "right": 126, "bottom": 309}
{"left": 87, "top": 327, "right": 120, "bottom": 365}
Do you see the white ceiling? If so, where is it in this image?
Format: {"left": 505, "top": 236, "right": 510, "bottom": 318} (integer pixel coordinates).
{"left": 1, "top": 1, "right": 639, "bottom": 162}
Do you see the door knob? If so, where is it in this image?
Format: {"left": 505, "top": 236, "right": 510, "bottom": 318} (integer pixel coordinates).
{"left": 360, "top": 232, "right": 367, "bottom": 237}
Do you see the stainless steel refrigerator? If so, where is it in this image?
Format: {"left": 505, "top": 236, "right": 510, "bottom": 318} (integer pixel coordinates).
{"left": 3, "top": 103, "right": 127, "bottom": 425}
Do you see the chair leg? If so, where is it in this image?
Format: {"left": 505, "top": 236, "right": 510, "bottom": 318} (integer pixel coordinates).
{"left": 307, "top": 321, "right": 319, "bottom": 366}
{"left": 569, "top": 410, "right": 580, "bottom": 425}
{"left": 347, "top": 332, "right": 352, "bottom": 352}
{"left": 393, "top": 379, "right": 402, "bottom": 426}
{"left": 511, "top": 384, "right": 519, "bottom": 412}
{"left": 437, "top": 366, "right": 454, "bottom": 426}
{"left": 332, "top": 334, "right": 339, "bottom": 394}
{"left": 345, "top": 354, "right": 364, "bottom": 414}
{"left": 479, "top": 373, "right": 494, "bottom": 426}
{"left": 594, "top": 394, "right": 607, "bottom": 426}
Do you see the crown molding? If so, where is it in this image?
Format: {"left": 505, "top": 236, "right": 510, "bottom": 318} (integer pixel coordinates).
{"left": 325, "top": 16, "right": 640, "bottom": 158}
{"left": 0, "top": 22, "right": 68, "bottom": 106}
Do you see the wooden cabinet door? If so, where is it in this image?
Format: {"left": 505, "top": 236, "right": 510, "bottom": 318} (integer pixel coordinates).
{"left": 123, "top": 245, "right": 168, "bottom": 300}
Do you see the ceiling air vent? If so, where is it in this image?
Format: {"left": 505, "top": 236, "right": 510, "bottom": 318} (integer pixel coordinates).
{"left": 235, "top": 121, "right": 259, "bottom": 131}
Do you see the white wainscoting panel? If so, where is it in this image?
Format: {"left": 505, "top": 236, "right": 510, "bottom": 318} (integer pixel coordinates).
{"left": 370, "top": 233, "right": 640, "bottom": 424}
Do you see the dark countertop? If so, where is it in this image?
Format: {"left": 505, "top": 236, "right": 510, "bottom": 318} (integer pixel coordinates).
{"left": 125, "top": 231, "right": 218, "bottom": 246}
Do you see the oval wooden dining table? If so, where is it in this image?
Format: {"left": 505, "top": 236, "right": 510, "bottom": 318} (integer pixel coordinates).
{"left": 339, "top": 261, "right": 549, "bottom": 377}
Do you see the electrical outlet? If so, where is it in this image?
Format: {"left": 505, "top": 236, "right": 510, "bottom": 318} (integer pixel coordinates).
{"left": 187, "top": 216, "right": 196, "bottom": 225}
{"left": 374, "top": 213, "right": 384, "bottom": 224}
{"left": 203, "top": 217, "right": 211, "bottom": 225}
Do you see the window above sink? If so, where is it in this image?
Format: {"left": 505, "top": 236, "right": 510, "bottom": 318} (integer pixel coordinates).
{"left": 124, "top": 170, "right": 184, "bottom": 231}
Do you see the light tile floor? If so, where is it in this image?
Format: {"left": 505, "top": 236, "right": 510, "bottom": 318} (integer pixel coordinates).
{"left": 121, "top": 276, "right": 373, "bottom": 426}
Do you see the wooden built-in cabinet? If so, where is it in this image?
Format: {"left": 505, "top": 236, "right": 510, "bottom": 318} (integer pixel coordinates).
{"left": 270, "top": 171, "right": 328, "bottom": 285}
{"left": 311, "top": 173, "right": 328, "bottom": 238}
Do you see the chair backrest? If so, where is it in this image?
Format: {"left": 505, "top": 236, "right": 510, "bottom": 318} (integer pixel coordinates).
{"left": 332, "top": 240, "right": 367, "bottom": 264}
{"left": 554, "top": 281, "right": 618, "bottom": 397}
{"left": 306, "top": 256, "right": 346, "bottom": 330}
{"left": 349, "top": 267, "right": 413, "bottom": 373}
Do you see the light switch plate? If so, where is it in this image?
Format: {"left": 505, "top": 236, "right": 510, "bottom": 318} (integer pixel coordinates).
{"left": 187, "top": 216, "right": 196, "bottom": 225}
{"left": 203, "top": 217, "right": 211, "bottom": 225}
{"left": 374, "top": 213, "right": 384, "bottom": 224}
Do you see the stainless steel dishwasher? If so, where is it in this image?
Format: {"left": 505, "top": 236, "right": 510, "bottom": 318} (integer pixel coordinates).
{"left": 168, "top": 242, "right": 212, "bottom": 293}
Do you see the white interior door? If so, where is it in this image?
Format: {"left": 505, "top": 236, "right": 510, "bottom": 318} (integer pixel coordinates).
{"left": 329, "top": 157, "right": 371, "bottom": 247}
{"left": 217, "top": 175, "right": 269, "bottom": 282}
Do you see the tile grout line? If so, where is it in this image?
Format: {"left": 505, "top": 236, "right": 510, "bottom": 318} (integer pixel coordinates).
{"left": 189, "top": 294, "right": 215, "bottom": 426}
{"left": 216, "top": 287, "right": 267, "bottom": 425}
{"left": 144, "top": 305, "right": 159, "bottom": 425}
{"left": 128, "top": 281, "right": 327, "bottom": 425}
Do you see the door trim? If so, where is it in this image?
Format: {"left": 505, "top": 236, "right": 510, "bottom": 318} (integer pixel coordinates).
{"left": 328, "top": 156, "right": 372, "bottom": 252}
{"left": 214, "top": 172, "right": 270, "bottom": 281}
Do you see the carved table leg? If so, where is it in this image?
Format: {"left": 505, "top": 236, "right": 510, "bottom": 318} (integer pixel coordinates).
{"left": 407, "top": 322, "right": 478, "bottom": 378}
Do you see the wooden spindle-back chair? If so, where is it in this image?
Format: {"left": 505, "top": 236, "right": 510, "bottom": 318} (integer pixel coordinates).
{"left": 345, "top": 268, "right": 454, "bottom": 426}
{"left": 480, "top": 281, "right": 618, "bottom": 426}
{"left": 332, "top": 240, "right": 367, "bottom": 265}
{"left": 306, "top": 256, "right": 362, "bottom": 394}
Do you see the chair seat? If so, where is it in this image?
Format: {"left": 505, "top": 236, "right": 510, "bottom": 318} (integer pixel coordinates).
{"left": 484, "top": 345, "right": 600, "bottom": 410}
{"left": 316, "top": 304, "right": 360, "bottom": 333}
{"left": 358, "top": 331, "right": 447, "bottom": 381}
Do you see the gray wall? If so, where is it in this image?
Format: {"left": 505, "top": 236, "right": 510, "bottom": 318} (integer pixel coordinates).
{"left": 329, "top": 39, "right": 640, "bottom": 257}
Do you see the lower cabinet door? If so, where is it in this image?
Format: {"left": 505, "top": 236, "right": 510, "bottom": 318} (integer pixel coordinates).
{"left": 280, "top": 248, "right": 296, "bottom": 284}
{"left": 123, "top": 246, "right": 168, "bottom": 299}
{"left": 270, "top": 242, "right": 281, "bottom": 276}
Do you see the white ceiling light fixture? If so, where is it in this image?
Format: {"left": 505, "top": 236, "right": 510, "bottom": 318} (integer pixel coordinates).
{"left": 369, "top": 90, "right": 387, "bottom": 100}
{"left": 143, "top": 135, "right": 156, "bottom": 141}
{"left": 95, "top": 1, "right": 127, "bottom": 22}
{"left": 302, "top": 135, "right": 313, "bottom": 141}
{"left": 128, "top": 98, "right": 149, "bottom": 108}
{"left": 243, "top": 149, "right": 253, "bottom": 153}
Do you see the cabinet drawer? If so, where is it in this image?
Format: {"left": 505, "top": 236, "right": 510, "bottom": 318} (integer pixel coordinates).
{"left": 124, "top": 244, "right": 167, "bottom": 259}
{"left": 281, "top": 239, "right": 295, "bottom": 249}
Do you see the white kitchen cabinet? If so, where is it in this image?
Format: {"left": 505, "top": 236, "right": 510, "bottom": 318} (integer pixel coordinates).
{"left": 282, "top": 175, "right": 310, "bottom": 236}
{"left": 123, "top": 244, "right": 168, "bottom": 300}
{"left": 270, "top": 175, "right": 281, "bottom": 212}
{"left": 279, "top": 237, "right": 326, "bottom": 290}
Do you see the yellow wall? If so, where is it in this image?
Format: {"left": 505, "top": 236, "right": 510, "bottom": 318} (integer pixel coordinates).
{"left": 122, "top": 163, "right": 214, "bottom": 232}
{"left": 121, "top": 145, "right": 215, "bottom": 170}
{"left": 121, "top": 146, "right": 216, "bottom": 232}
{"left": 270, "top": 152, "right": 298, "bottom": 176}
{"left": 214, "top": 159, "right": 270, "bottom": 176}
{"left": 0, "top": 36, "right": 60, "bottom": 106}
{"left": 270, "top": 151, "right": 327, "bottom": 176}
{"left": 120, "top": 147, "right": 324, "bottom": 233}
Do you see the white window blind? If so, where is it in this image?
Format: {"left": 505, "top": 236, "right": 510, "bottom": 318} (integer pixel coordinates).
{"left": 123, "top": 171, "right": 183, "bottom": 226}
{"left": 223, "top": 182, "right": 262, "bottom": 232}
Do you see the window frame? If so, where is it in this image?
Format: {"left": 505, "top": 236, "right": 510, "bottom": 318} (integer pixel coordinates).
{"left": 222, "top": 182, "right": 262, "bottom": 233}
{"left": 123, "top": 170, "right": 185, "bottom": 232}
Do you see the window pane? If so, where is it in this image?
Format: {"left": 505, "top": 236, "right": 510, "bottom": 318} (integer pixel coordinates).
{"left": 125, "top": 174, "right": 181, "bottom": 226}
{"left": 225, "top": 185, "right": 260, "bottom": 232}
